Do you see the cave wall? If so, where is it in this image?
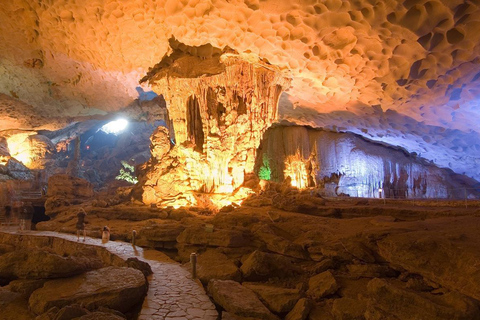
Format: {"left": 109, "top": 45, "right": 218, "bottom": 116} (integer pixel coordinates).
{"left": 257, "top": 126, "right": 479, "bottom": 199}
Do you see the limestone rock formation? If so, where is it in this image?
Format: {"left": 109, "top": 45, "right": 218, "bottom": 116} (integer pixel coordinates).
{"left": 307, "top": 271, "right": 339, "bottom": 300}
{"left": 196, "top": 250, "right": 241, "bottom": 284}
{"left": 45, "top": 174, "right": 94, "bottom": 212}
{"left": 253, "top": 224, "right": 308, "bottom": 259}
{"left": 137, "top": 220, "right": 186, "bottom": 248}
{"left": 240, "top": 250, "right": 300, "bottom": 281}
{"left": 137, "top": 43, "right": 290, "bottom": 207}
{"left": 29, "top": 266, "right": 147, "bottom": 315}
{"left": 0, "top": 287, "right": 36, "bottom": 320}
{"left": 377, "top": 230, "right": 480, "bottom": 301}
{"left": 1, "top": 0, "right": 480, "bottom": 185}
{"left": 207, "top": 279, "right": 279, "bottom": 320}
{"left": 177, "top": 225, "right": 249, "bottom": 248}
{"left": 242, "top": 283, "right": 301, "bottom": 314}
{"left": 0, "top": 158, "right": 34, "bottom": 181}
{"left": 366, "top": 278, "right": 480, "bottom": 320}
{"left": 257, "top": 126, "right": 480, "bottom": 198}
{"left": 285, "top": 298, "right": 314, "bottom": 320}
{"left": 6, "top": 279, "right": 46, "bottom": 298}
{"left": 0, "top": 249, "right": 102, "bottom": 281}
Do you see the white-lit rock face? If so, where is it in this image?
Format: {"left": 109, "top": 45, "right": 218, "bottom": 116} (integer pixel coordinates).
{"left": 258, "top": 126, "right": 479, "bottom": 199}
{"left": 1, "top": 0, "right": 480, "bottom": 179}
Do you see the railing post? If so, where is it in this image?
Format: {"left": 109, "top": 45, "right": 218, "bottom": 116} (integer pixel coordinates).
{"left": 190, "top": 253, "right": 197, "bottom": 279}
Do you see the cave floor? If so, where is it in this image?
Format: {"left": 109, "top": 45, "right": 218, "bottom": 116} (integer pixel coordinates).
{"left": 28, "top": 199, "right": 480, "bottom": 319}
{"left": 0, "top": 228, "right": 218, "bottom": 320}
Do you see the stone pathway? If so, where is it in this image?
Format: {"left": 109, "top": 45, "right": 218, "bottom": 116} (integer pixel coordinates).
{"left": 0, "top": 229, "right": 218, "bottom": 320}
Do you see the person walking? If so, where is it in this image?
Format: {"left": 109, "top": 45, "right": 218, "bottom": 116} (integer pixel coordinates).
{"left": 76, "top": 208, "right": 87, "bottom": 241}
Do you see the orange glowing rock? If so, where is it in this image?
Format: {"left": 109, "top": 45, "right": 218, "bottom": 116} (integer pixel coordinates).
{"left": 137, "top": 43, "right": 290, "bottom": 208}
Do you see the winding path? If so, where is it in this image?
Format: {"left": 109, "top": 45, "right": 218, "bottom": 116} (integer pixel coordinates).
{"left": 0, "top": 229, "right": 218, "bottom": 320}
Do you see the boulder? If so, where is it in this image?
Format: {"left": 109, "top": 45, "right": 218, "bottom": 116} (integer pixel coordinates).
{"left": 177, "top": 226, "right": 249, "bottom": 248}
{"left": 365, "top": 278, "right": 480, "bottom": 320}
{"left": 207, "top": 280, "right": 279, "bottom": 320}
{"left": 197, "top": 250, "right": 241, "bottom": 284}
{"left": 240, "top": 250, "right": 300, "bottom": 281}
{"left": 307, "top": 271, "right": 339, "bottom": 300}
{"left": 125, "top": 258, "right": 153, "bottom": 277}
{"left": 28, "top": 267, "right": 147, "bottom": 315}
{"left": 331, "top": 297, "right": 367, "bottom": 320}
{"left": 346, "top": 264, "right": 397, "bottom": 279}
{"left": 36, "top": 307, "right": 60, "bottom": 320}
{"left": 285, "top": 298, "right": 313, "bottom": 320}
{"left": 0, "top": 287, "right": 36, "bottom": 320}
{"left": 377, "top": 230, "right": 480, "bottom": 301}
{"left": 52, "top": 304, "right": 89, "bottom": 320}
{"left": 138, "top": 221, "right": 185, "bottom": 244}
{"left": 243, "top": 283, "right": 301, "bottom": 313}
{"left": 7, "top": 279, "right": 46, "bottom": 298}
{"left": 253, "top": 225, "right": 308, "bottom": 259}
{"left": 0, "top": 249, "right": 102, "bottom": 281}
{"left": 342, "top": 239, "right": 376, "bottom": 263}
{"left": 312, "top": 259, "right": 335, "bottom": 274}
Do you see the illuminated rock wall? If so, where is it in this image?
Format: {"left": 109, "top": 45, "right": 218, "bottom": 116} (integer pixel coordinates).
{"left": 139, "top": 48, "right": 290, "bottom": 207}
{"left": 258, "top": 126, "right": 479, "bottom": 199}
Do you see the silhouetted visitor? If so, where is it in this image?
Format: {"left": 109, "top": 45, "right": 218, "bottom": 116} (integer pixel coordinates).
{"left": 76, "top": 208, "right": 87, "bottom": 241}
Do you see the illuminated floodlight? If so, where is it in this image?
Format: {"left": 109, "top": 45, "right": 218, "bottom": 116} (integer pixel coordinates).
{"left": 101, "top": 119, "right": 129, "bottom": 134}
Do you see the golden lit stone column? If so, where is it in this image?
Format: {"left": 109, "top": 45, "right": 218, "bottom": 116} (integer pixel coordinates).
{"left": 139, "top": 49, "right": 290, "bottom": 207}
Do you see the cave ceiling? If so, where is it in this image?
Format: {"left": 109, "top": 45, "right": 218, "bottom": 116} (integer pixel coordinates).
{"left": 0, "top": 0, "right": 479, "bottom": 180}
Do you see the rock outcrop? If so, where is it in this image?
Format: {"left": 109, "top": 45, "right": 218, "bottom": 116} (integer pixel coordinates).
{"left": 45, "top": 174, "right": 94, "bottom": 213}
{"left": 29, "top": 266, "right": 147, "bottom": 315}
{"left": 242, "top": 283, "right": 301, "bottom": 314}
{"left": 307, "top": 270, "right": 339, "bottom": 300}
{"left": 196, "top": 250, "right": 241, "bottom": 284}
{"left": 208, "top": 280, "right": 279, "bottom": 320}
{"left": 240, "top": 250, "right": 300, "bottom": 281}
{"left": 0, "top": 249, "right": 102, "bottom": 281}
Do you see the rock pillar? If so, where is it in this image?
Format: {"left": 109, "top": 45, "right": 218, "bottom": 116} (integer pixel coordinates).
{"left": 138, "top": 45, "right": 290, "bottom": 207}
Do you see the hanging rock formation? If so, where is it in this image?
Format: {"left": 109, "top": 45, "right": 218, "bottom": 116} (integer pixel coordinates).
{"left": 137, "top": 41, "right": 290, "bottom": 207}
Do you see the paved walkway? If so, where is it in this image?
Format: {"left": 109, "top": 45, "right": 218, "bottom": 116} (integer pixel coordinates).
{"left": 0, "top": 229, "right": 218, "bottom": 320}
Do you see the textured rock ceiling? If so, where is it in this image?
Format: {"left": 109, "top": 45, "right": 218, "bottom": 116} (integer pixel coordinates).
{"left": 0, "top": 0, "right": 479, "bottom": 179}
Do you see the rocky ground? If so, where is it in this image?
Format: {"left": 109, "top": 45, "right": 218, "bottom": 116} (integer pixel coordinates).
{"left": 0, "top": 233, "right": 149, "bottom": 320}
{"left": 29, "top": 180, "right": 480, "bottom": 320}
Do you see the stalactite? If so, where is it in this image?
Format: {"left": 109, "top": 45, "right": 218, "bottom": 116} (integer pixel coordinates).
{"left": 138, "top": 45, "right": 290, "bottom": 208}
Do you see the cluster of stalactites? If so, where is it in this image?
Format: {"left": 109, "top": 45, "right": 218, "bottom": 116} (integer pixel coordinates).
{"left": 142, "top": 55, "right": 290, "bottom": 203}
{"left": 152, "top": 57, "right": 290, "bottom": 146}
